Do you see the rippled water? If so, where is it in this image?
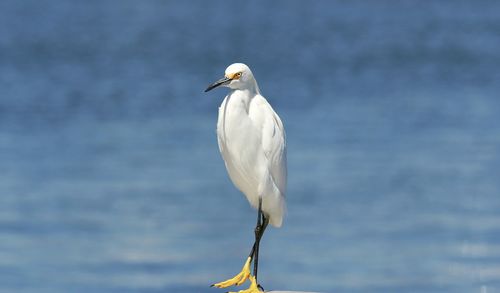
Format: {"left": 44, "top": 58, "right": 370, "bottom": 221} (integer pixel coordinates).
{"left": 1, "top": 1, "right": 500, "bottom": 292}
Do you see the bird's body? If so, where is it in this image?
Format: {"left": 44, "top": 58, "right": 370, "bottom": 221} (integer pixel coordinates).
{"left": 217, "top": 89, "right": 286, "bottom": 227}
{"left": 206, "top": 63, "right": 286, "bottom": 293}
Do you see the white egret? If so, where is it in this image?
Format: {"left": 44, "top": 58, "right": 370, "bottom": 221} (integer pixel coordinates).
{"left": 205, "top": 63, "right": 287, "bottom": 293}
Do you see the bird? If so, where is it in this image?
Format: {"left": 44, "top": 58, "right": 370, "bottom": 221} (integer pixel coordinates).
{"left": 205, "top": 63, "right": 287, "bottom": 293}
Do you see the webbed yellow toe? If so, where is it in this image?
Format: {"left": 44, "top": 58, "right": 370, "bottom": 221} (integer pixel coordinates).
{"left": 211, "top": 257, "right": 252, "bottom": 288}
{"left": 227, "top": 275, "right": 263, "bottom": 293}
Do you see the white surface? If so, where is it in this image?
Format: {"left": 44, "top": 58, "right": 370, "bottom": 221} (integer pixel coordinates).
{"left": 267, "top": 291, "right": 321, "bottom": 293}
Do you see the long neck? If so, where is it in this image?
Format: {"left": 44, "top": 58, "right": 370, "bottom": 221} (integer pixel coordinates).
{"left": 228, "top": 86, "right": 259, "bottom": 113}
{"left": 239, "top": 77, "right": 261, "bottom": 95}
{"left": 250, "top": 79, "right": 261, "bottom": 95}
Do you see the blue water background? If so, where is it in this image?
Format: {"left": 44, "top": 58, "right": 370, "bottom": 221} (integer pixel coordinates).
{"left": 1, "top": 1, "right": 500, "bottom": 292}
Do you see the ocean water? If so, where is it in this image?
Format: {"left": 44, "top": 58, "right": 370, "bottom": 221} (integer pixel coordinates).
{"left": 1, "top": 1, "right": 500, "bottom": 292}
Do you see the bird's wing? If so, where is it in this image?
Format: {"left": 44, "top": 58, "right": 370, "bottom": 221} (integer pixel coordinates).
{"left": 216, "top": 96, "right": 228, "bottom": 154}
{"left": 251, "top": 96, "right": 287, "bottom": 197}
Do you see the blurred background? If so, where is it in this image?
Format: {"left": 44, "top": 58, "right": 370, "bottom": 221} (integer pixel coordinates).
{"left": 1, "top": 1, "right": 499, "bottom": 292}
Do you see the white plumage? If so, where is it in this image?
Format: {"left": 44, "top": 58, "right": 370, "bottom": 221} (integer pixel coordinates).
{"left": 206, "top": 63, "right": 287, "bottom": 291}
{"left": 213, "top": 63, "right": 287, "bottom": 227}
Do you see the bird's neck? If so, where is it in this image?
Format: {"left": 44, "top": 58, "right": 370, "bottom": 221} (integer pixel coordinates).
{"left": 231, "top": 80, "right": 261, "bottom": 97}
{"left": 228, "top": 88, "right": 259, "bottom": 112}
{"left": 235, "top": 79, "right": 260, "bottom": 95}
{"left": 250, "top": 80, "right": 261, "bottom": 95}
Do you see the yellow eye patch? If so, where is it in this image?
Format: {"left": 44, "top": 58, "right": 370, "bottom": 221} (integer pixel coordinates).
{"left": 226, "top": 72, "right": 243, "bottom": 80}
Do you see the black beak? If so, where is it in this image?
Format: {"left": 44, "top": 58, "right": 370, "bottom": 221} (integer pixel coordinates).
{"left": 205, "top": 76, "right": 231, "bottom": 92}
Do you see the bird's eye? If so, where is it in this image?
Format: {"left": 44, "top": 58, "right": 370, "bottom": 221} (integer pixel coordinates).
{"left": 235, "top": 72, "right": 242, "bottom": 78}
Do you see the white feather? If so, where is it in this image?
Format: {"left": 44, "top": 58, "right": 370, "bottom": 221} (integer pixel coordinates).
{"left": 216, "top": 64, "right": 286, "bottom": 227}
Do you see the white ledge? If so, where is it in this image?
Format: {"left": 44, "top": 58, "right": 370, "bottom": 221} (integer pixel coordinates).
{"left": 267, "top": 291, "right": 321, "bottom": 293}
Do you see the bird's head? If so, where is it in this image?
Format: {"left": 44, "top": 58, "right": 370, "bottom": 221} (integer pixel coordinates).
{"left": 205, "top": 63, "right": 258, "bottom": 93}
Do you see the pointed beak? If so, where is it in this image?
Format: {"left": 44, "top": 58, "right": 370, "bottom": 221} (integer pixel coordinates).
{"left": 205, "top": 76, "right": 232, "bottom": 92}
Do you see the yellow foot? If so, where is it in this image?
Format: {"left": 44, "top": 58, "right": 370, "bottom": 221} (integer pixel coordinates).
{"left": 211, "top": 257, "right": 252, "bottom": 288}
{"left": 228, "top": 275, "right": 263, "bottom": 293}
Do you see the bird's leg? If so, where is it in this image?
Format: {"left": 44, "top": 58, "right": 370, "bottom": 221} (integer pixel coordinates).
{"left": 253, "top": 199, "right": 268, "bottom": 291}
{"left": 253, "top": 198, "right": 269, "bottom": 280}
{"left": 227, "top": 275, "right": 261, "bottom": 293}
{"left": 211, "top": 240, "right": 260, "bottom": 288}
{"left": 211, "top": 200, "right": 263, "bottom": 289}
{"left": 225, "top": 199, "right": 268, "bottom": 293}
{"left": 253, "top": 198, "right": 262, "bottom": 279}
{"left": 210, "top": 255, "right": 252, "bottom": 288}
{"left": 211, "top": 199, "right": 268, "bottom": 292}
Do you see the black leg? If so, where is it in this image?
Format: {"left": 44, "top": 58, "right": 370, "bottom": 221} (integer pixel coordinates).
{"left": 248, "top": 242, "right": 256, "bottom": 259}
{"left": 252, "top": 198, "right": 262, "bottom": 277}
{"left": 256, "top": 216, "right": 268, "bottom": 291}
{"left": 253, "top": 198, "right": 269, "bottom": 283}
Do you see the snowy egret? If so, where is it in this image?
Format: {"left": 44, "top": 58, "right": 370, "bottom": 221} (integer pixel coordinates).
{"left": 205, "top": 63, "right": 287, "bottom": 293}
